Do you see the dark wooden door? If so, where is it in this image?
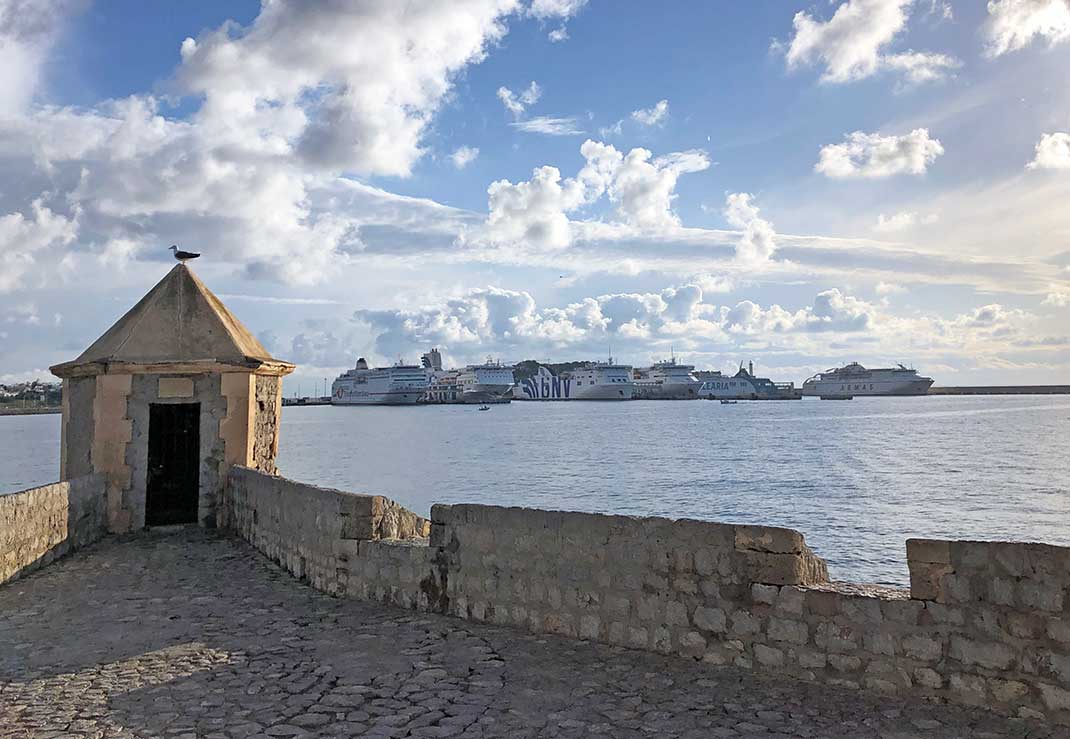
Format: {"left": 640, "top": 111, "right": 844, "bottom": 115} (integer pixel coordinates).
{"left": 146, "top": 402, "right": 200, "bottom": 525}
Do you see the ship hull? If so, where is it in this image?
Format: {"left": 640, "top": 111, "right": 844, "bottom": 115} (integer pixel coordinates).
{"left": 572, "top": 384, "right": 634, "bottom": 400}
{"left": 801, "top": 378, "right": 933, "bottom": 397}
{"left": 633, "top": 382, "right": 701, "bottom": 400}
{"left": 460, "top": 384, "right": 514, "bottom": 403}
{"left": 332, "top": 391, "right": 423, "bottom": 405}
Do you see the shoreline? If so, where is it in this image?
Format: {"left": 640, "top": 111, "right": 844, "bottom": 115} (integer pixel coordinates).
{"left": 0, "top": 407, "right": 61, "bottom": 416}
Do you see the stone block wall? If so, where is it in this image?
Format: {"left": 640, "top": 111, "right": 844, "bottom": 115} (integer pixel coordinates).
{"left": 224, "top": 469, "right": 1070, "bottom": 725}
{"left": 0, "top": 475, "right": 107, "bottom": 585}
{"left": 252, "top": 376, "right": 281, "bottom": 474}
{"left": 223, "top": 467, "right": 430, "bottom": 594}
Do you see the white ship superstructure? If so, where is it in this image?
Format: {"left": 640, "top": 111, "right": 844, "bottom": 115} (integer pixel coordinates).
{"left": 697, "top": 362, "right": 800, "bottom": 400}
{"left": 513, "top": 360, "right": 633, "bottom": 400}
{"left": 802, "top": 362, "right": 934, "bottom": 398}
{"left": 633, "top": 356, "right": 702, "bottom": 399}
{"left": 331, "top": 358, "right": 428, "bottom": 405}
{"left": 457, "top": 360, "right": 515, "bottom": 403}
{"left": 566, "top": 360, "right": 634, "bottom": 400}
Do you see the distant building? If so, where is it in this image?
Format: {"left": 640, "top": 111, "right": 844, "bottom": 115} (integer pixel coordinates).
{"left": 421, "top": 348, "right": 443, "bottom": 371}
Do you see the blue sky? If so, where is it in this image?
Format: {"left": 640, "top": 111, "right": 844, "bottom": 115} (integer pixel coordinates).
{"left": 2, "top": 0, "right": 1070, "bottom": 388}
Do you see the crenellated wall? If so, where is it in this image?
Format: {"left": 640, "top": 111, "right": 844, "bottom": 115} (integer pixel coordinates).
{"left": 224, "top": 467, "right": 1070, "bottom": 725}
{"left": 0, "top": 474, "right": 107, "bottom": 585}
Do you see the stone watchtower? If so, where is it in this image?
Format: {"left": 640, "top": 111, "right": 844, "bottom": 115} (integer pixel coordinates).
{"left": 50, "top": 264, "right": 294, "bottom": 532}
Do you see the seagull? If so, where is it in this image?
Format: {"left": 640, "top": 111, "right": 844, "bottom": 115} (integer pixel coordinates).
{"left": 170, "top": 245, "right": 200, "bottom": 262}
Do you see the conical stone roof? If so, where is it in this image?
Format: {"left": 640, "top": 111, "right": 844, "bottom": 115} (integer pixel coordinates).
{"left": 51, "top": 264, "right": 294, "bottom": 377}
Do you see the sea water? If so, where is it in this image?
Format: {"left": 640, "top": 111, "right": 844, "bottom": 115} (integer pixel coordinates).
{"left": 3, "top": 396, "right": 1068, "bottom": 586}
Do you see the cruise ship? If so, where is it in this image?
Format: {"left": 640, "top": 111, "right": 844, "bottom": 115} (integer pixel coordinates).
{"left": 632, "top": 355, "right": 702, "bottom": 400}
{"left": 696, "top": 362, "right": 800, "bottom": 400}
{"left": 513, "top": 360, "right": 633, "bottom": 400}
{"left": 331, "top": 358, "right": 428, "bottom": 405}
{"left": 456, "top": 359, "right": 515, "bottom": 403}
{"left": 801, "top": 362, "right": 934, "bottom": 398}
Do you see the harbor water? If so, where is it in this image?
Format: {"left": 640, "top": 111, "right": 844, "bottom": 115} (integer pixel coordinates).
{"left": 2, "top": 396, "right": 1068, "bottom": 586}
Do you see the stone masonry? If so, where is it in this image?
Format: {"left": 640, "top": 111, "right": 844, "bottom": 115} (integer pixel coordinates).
{"left": 0, "top": 474, "right": 107, "bottom": 585}
{"left": 225, "top": 466, "right": 1070, "bottom": 726}
{"left": 0, "top": 530, "right": 1053, "bottom": 738}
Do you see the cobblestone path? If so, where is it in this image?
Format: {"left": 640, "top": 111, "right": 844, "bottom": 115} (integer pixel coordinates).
{"left": 0, "top": 531, "right": 1055, "bottom": 738}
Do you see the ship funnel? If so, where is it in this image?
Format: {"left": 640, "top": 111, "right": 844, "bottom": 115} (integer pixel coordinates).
{"left": 355, "top": 357, "right": 368, "bottom": 370}
{"left": 749, "top": 361, "right": 754, "bottom": 376}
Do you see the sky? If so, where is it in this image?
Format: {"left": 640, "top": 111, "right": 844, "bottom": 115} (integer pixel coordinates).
{"left": 2, "top": 0, "right": 1070, "bottom": 391}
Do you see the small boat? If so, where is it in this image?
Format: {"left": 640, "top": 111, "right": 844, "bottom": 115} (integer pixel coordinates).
{"left": 720, "top": 399, "right": 738, "bottom": 405}
{"left": 478, "top": 405, "right": 491, "bottom": 411}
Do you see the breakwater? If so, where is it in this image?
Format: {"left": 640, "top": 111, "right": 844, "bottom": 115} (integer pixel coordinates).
{"left": 223, "top": 465, "right": 1070, "bottom": 725}
{"left": 929, "top": 386, "right": 1070, "bottom": 395}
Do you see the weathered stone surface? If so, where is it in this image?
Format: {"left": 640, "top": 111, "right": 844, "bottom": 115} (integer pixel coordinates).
{"left": 0, "top": 474, "right": 107, "bottom": 585}
{"left": 217, "top": 469, "right": 1070, "bottom": 728}
{"left": 2, "top": 532, "right": 1055, "bottom": 739}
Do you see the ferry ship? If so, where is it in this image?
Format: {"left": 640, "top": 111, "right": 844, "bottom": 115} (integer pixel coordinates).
{"left": 801, "top": 362, "right": 934, "bottom": 398}
{"left": 331, "top": 358, "right": 428, "bottom": 405}
{"left": 456, "top": 359, "right": 515, "bottom": 403}
{"left": 697, "top": 362, "right": 800, "bottom": 400}
{"left": 513, "top": 360, "right": 633, "bottom": 400}
{"left": 632, "top": 355, "right": 702, "bottom": 400}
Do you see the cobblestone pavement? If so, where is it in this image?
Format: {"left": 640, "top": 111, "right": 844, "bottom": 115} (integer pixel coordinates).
{"left": 0, "top": 531, "right": 1055, "bottom": 739}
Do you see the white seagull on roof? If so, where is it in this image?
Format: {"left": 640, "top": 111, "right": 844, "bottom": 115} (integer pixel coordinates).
{"left": 170, "top": 244, "right": 200, "bottom": 262}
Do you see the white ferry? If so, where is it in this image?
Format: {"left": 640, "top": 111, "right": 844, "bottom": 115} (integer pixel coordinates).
{"left": 513, "top": 360, "right": 633, "bottom": 400}
{"left": 697, "top": 362, "right": 800, "bottom": 400}
{"left": 801, "top": 362, "right": 934, "bottom": 398}
{"left": 457, "top": 359, "right": 515, "bottom": 403}
{"left": 331, "top": 358, "right": 428, "bottom": 405}
{"left": 567, "top": 360, "right": 634, "bottom": 400}
{"left": 632, "top": 355, "right": 702, "bottom": 400}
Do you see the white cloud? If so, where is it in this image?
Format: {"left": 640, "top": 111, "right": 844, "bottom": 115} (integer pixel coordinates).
{"left": 875, "top": 210, "right": 939, "bottom": 231}
{"left": 816, "top": 128, "right": 944, "bottom": 178}
{"left": 598, "top": 119, "right": 623, "bottom": 138}
{"left": 782, "top": 0, "right": 960, "bottom": 84}
{"left": 1043, "top": 289, "right": 1070, "bottom": 307}
{"left": 178, "top": 0, "right": 519, "bottom": 177}
{"left": 510, "top": 116, "right": 585, "bottom": 135}
{"left": 4, "top": 302, "right": 40, "bottom": 324}
{"left": 608, "top": 148, "right": 710, "bottom": 229}
{"left": 881, "top": 51, "right": 962, "bottom": 85}
{"left": 631, "top": 99, "right": 669, "bottom": 127}
{"left": 1026, "top": 131, "right": 1070, "bottom": 170}
{"left": 0, "top": 0, "right": 83, "bottom": 115}
{"left": 527, "top": 0, "right": 587, "bottom": 18}
{"left": 352, "top": 280, "right": 1045, "bottom": 368}
{"left": 497, "top": 81, "right": 542, "bottom": 118}
{"left": 875, "top": 281, "right": 908, "bottom": 294}
{"left": 984, "top": 0, "right": 1070, "bottom": 57}
{"left": 527, "top": 0, "right": 588, "bottom": 40}
{"left": 482, "top": 139, "right": 709, "bottom": 248}
{"left": 0, "top": 198, "right": 79, "bottom": 292}
{"left": 724, "top": 193, "right": 777, "bottom": 263}
{"left": 524, "top": 0, "right": 586, "bottom": 41}
{"left": 0, "top": 2, "right": 527, "bottom": 288}
{"left": 450, "top": 145, "right": 480, "bottom": 169}
{"left": 486, "top": 165, "right": 578, "bottom": 249}
{"left": 547, "top": 26, "right": 569, "bottom": 42}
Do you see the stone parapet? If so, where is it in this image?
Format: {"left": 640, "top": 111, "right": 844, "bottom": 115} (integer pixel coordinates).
{"left": 224, "top": 471, "right": 1070, "bottom": 725}
{"left": 223, "top": 467, "right": 430, "bottom": 594}
{"left": 0, "top": 474, "right": 107, "bottom": 585}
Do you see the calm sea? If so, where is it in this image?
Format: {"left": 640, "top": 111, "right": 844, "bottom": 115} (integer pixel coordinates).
{"left": 3, "top": 396, "right": 1068, "bottom": 586}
